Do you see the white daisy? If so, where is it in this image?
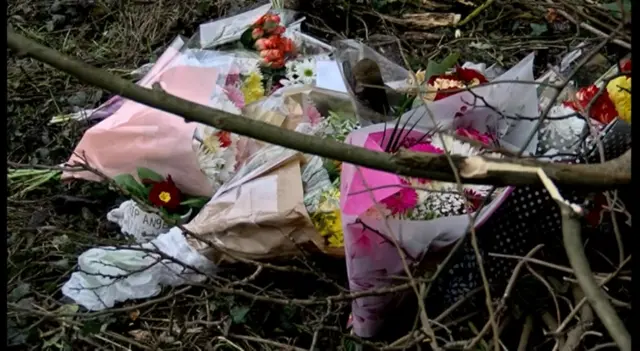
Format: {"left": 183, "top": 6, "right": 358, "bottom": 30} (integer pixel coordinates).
{"left": 293, "top": 58, "right": 317, "bottom": 85}
{"left": 280, "top": 57, "right": 317, "bottom": 86}
{"left": 430, "top": 133, "right": 481, "bottom": 157}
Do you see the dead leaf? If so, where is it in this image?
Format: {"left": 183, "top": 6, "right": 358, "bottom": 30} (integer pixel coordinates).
{"left": 128, "top": 329, "right": 151, "bottom": 341}
{"left": 129, "top": 309, "right": 140, "bottom": 321}
{"left": 378, "top": 13, "right": 461, "bottom": 29}
{"left": 469, "top": 42, "right": 493, "bottom": 50}
{"left": 545, "top": 8, "right": 559, "bottom": 23}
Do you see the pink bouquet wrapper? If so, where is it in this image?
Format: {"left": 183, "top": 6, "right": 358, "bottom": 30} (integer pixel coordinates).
{"left": 62, "top": 44, "right": 220, "bottom": 197}
{"left": 340, "top": 124, "right": 515, "bottom": 338}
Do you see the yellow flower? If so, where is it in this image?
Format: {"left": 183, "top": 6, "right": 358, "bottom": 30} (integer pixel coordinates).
{"left": 311, "top": 187, "right": 344, "bottom": 248}
{"left": 241, "top": 72, "right": 265, "bottom": 105}
{"left": 606, "top": 76, "right": 631, "bottom": 123}
{"left": 407, "top": 70, "right": 426, "bottom": 86}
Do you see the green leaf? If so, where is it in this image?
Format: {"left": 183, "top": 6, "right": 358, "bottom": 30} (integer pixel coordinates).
{"left": 136, "top": 167, "right": 164, "bottom": 183}
{"left": 425, "top": 52, "right": 460, "bottom": 81}
{"left": 8, "top": 283, "right": 31, "bottom": 303}
{"left": 113, "top": 174, "right": 146, "bottom": 198}
{"left": 230, "top": 306, "right": 250, "bottom": 324}
{"left": 240, "top": 27, "right": 255, "bottom": 50}
{"left": 530, "top": 23, "right": 548, "bottom": 36}
{"left": 602, "top": 0, "right": 631, "bottom": 20}
{"left": 180, "top": 197, "right": 209, "bottom": 209}
{"left": 80, "top": 320, "right": 102, "bottom": 336}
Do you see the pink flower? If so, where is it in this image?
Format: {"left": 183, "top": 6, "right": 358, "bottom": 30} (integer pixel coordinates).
{"left": 408, "top": 142, "right": 443, "bottom": 154}
{"left": 225, "top": 66, "right": 241, "bottom": 86}
{"left": 252, "top": 27, "right": 264, "bottom": 39}
{"left": 224, "top": 85, "right": 245, "bottom": 109}
{"left": 269, "top": 82, "right": 284, "bottom": 95}
{"left": 455, "top": 127, "right": 493, "bottom": 146}
{"left": 381, "top": 182, "right": 418, "bottom": 215}
{"left": 303, "top": 104, "right": 322, "bottom": 126}
{"left": 464, "top": 188, "right": 484, "bottom": 211}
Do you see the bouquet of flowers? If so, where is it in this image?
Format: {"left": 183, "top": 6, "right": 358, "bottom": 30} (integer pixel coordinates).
{"left": 113, "top": 167, "right": 209, "bottom": 220}
{"left": 333, "top": 44, "right": 543, "bottom": 337}
{"left": 563, "top": 57, "right": 631, "bottom": 126}
{"left": 193, "top": 125, "right": 240, "bottom": 193}
{"left": 301, "top": 108, "right": 360, "bottom": 252}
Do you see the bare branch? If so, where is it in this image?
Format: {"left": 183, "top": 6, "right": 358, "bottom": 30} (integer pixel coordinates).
{"left": 6, "top": 28, "right": 631, "bottom": 189}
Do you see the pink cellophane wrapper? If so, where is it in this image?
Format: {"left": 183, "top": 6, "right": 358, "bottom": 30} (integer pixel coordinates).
{"left": 340, "top": 125, "right": 515, "bottom": 337}
{"left": 62, "top": 45, "right": 219, "bottom": 197}
{"left": 340, "top": 53, "right": 542, "bottom": 337}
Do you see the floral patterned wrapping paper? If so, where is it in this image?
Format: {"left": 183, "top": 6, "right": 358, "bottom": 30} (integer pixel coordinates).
{"left": 337, "top": 52, "right": 544, "bottom": 337}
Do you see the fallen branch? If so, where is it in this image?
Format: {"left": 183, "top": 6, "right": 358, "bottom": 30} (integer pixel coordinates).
{"left": 6, "top": 28, "right": 631, "bottom": 189}
{"left": 539, "top": 170, "right": 631, "bottom": 351}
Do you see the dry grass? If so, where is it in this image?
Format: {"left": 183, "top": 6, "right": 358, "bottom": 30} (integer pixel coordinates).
{"left": 7, "top": 0, "right": 631, "bottom": 350}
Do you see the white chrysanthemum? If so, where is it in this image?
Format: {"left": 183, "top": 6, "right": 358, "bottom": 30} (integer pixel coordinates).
{"left": 280, "top": 57, "right": 317, "bottom": 86}
{"left": 420, "top": 133, "right": 499, "bottom": 201}
{"left": 430, "top": 133, "right": 481, "bottom": 157}
{"left": 234, "top": 58, "right": 261, "bottom": 75}
{"left": 193, "top": 126, "right": 238, "bottom": 192}
{"left": 293, "top": 58, "right": 317, "bottom": 85}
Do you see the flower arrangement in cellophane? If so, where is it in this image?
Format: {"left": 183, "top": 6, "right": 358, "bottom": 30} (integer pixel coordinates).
{"left": 563, "top": 58, "right": 631, "bottom": 125}
{"left": 193, "top": 125, "right": 239, "bottom": 194}
{"left": 302, "top": 107, "right": 360, "bottom": 251}
{"left": 243, "top": 13, "right": 296, "bottom": 69}
{"left": 408, "top": 64, "right": 489, "bottom": 102}
{"left": 371, "top": 127, "right": 501, "bottom": 222}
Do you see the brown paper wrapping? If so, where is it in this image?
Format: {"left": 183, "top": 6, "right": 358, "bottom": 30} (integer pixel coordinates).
{"left": 185, "top": 154, "right": 331, "bottom": 263}
{"left": 185, "top": 88, "right": 354, "bottom": 263}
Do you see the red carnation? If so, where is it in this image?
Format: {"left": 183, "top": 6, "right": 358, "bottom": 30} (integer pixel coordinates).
{"left": 455, "top": 66, "right": 488, "bottom": 84}
{"left": 148, "top": 175, "right": 181, "bottom": 210}
{"left": 620, "top": 58, "right": 631, "bottom": 74}
{"left": 252, "top": 27, "right": 264, "bottom": 40}
{"left": 563, "top": 85, "right": 618, "bottom": 125}
{"left": 216, "top": 130, "right": 232, "bottom": 148}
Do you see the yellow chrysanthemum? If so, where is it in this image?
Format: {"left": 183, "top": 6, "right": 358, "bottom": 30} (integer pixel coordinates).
{"left": 241, "top": 72, "right": 265, "bottom": 105}
{"left": 606, "top": 76, "right": 631, "bottom": 124}
{"left": 311, "top": 187, "right": 344, "bottom": 248}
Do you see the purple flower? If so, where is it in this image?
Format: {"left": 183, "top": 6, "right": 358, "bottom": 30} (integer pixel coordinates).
{"left": 224, "top": 85, "right": 245, "bottom": 109}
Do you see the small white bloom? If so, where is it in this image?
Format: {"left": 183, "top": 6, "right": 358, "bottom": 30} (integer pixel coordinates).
{"left": 193, "top": 126, "right": 238, "bottom": 192}
{"left": 284, "top": 57, "right": 317, "bottom": 85}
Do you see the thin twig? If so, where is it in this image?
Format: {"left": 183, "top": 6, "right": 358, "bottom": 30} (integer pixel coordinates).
{"left": 5, "top": 28, "right": 632, "bottom": 189}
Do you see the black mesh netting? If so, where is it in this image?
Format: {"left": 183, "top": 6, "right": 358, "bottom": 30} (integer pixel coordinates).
{"left": 428, "top": 119, "right": 632, "bottom": 318}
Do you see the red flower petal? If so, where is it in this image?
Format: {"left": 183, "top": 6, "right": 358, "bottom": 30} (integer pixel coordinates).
{"left": 620, "top": 58, "right": 631, "bottom": 74}
{"left": 216, "top": 131, "right": 232, "bottom": 148}
{"left": 455, "top": 66, "right": 488, "bottom": 84}
{"left": 564, "top": 85, "right": 618, "bottom": 124}
{"left": 148, "top": 176, "right": 181, "bottom": 210}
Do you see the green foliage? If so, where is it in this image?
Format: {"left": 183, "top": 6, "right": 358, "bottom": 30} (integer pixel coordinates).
{"left": 529, "top": 23, "right": 548, "bottom": 36}
{"left": 137, "top": 167, "right": 164, "bottom": 183}
{"left": 602, "top": 0, "right": 631, "bottom": 21}
{"left": 425, "top": 52, "right": 460, "bottom": 81}
{"left": 113, "top": 173, "right": 147, "bottom": 199}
